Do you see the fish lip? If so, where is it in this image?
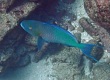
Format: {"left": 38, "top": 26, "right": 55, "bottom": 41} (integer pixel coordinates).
{"left": 20, "top": 22, "right": 25, "bottom": 29}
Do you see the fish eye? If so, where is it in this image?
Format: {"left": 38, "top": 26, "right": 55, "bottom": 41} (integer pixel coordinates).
{"left": 29, "top": 26, "right": 32, "bottom": 30}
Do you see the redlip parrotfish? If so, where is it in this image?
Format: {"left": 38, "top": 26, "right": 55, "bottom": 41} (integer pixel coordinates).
{"left": 20, "top": 20, "right": 99, "bottom": 62}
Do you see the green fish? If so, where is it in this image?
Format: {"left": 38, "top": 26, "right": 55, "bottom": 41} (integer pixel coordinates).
{"left": 20, "top": 20, "right": 100, "bottom": 62}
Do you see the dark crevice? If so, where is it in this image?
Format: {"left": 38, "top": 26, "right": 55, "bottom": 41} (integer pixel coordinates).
{"left": 27, "top": 0, "right": 59, "bottom": 22}
{"left": 0, "top": 26, "right": 27, "bottom": 71}
{"left": 6, "top": 0, "right": 27, "bottom": 13}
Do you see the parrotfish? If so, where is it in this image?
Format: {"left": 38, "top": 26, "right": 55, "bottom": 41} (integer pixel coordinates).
{"left": 20, "top": 20, "right": 99, "bottom": 62}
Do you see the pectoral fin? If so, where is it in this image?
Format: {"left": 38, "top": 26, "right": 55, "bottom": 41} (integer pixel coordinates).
{"left": 34, "top": 37, "right": 49, "bottom": 62}
{"left": 37, "top": 36, "right": 46, "bottom": 50}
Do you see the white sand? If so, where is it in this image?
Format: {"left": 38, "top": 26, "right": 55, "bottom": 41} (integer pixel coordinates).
{"left": 0, "top": 59, "right": 53, "bottom": 80}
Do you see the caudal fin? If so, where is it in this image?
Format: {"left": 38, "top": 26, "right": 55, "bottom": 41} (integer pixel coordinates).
{"left": 79, "top": 43, "right": 99, "bottom": 62}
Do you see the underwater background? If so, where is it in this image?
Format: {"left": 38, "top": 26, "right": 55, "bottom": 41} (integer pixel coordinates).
{"left": 0, "top": 0, "right": 110, "bottom": 80}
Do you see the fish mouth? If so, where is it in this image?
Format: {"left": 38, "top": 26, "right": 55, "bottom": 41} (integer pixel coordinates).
{"left": 20, "top": 23, "right": 25, "bottom": 29}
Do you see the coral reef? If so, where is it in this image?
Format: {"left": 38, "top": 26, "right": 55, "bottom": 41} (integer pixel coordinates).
{"left": 49, "top": 46, "right": 81, "bottom": 80}
{"left": 81, "top": 63, "right": 110, "bottom": 80}
{"left": 92, "top": 63, "right": 110, "bottom": 80}
{"left": 0, "top": 1, "right": 37, "bottom": 41}
{"left": 0, "top": 0, "right": 110, "bottom": 80}
{"left": 84, "top": 0, "right": 110, "bottom": 29}
{"left": 0, "top": 0, "right": 14, "bottom": 13}
{"left": 0, "top": 0, "right": 38, "bottom": 73}
{"left": 79, "top": 17, "right": 110, "bottom": 53}
{"left": 79, "top": 18, "right": 98, "bottom": 37}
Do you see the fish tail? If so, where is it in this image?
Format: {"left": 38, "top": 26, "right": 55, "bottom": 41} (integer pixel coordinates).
{"left": 79, "top": 43, "right": 100, "bottom": 62}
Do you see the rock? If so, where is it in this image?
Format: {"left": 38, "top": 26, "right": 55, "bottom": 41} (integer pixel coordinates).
{"left": 80, "top": 62, "right": 110, "bottom": 80}
{"left": 0, "top": 1, "right": 38, "bottom": 73}
{"left": 88, "top": 40, "right": 103, "bottom": 62}
{"left": 79, "top": 17, "right": 110, "bottom": 53}
{"left": 60, "top": 22, "right": 75, "bottom": 31}
{"left": 34, "top": 43, "right": 49, "bottom": 62}
{"left": 15, "top": 43, "right": 37, "bottom": 57}
{"left": 77, "top": 26, "right": 84, "bottom": 33}
{"left": 91, "top": 63, "right": 110, "bottom": 80}
{"left": 12, "top": 55, "right": 31, "bottom": 68}
{"left": 79, "top": 17, "right": 98, "bottom": 36}
{"left": 74, "top": 33, "right": 81, "bottom": 42}
{"left": 47, "top": 46, "right": 82, "bottom": 80}
{"left": 0, "top": 2, "right": 37, "bottom": 42}
{"left": 52, "top": 63, "right": 77, "bottom": 80}
{"left": 50, "top": 46, "right": 81, "bottom": 64}
{"left": 9, "top": 2, "right": 37, "bottom": 20}
{"left": 25, "top": 35, "right": 37, "bottom": 46}
{"left": 0, "top": 27, "right": 25, "bottom": 73}
{"left": 98, "top": 28, "right": 110, "bottom": 53}
{"left": 0, "top": 0, "right": 14, "bottom": 13}
{"left": 84, "top": 0, "right": 110, "bottom": 29}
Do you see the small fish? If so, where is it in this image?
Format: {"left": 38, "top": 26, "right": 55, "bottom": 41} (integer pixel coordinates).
{"left": 20, "top": 20, "right": 100, "bottom": 62}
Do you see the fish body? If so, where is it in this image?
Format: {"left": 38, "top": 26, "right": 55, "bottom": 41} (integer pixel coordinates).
{"left": 20, "top": 20, "right": 99, "bottom": 62}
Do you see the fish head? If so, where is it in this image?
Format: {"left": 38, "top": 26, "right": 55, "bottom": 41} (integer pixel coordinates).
{"left": 20, "top": 20, "right": 38, "bottom": 36}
